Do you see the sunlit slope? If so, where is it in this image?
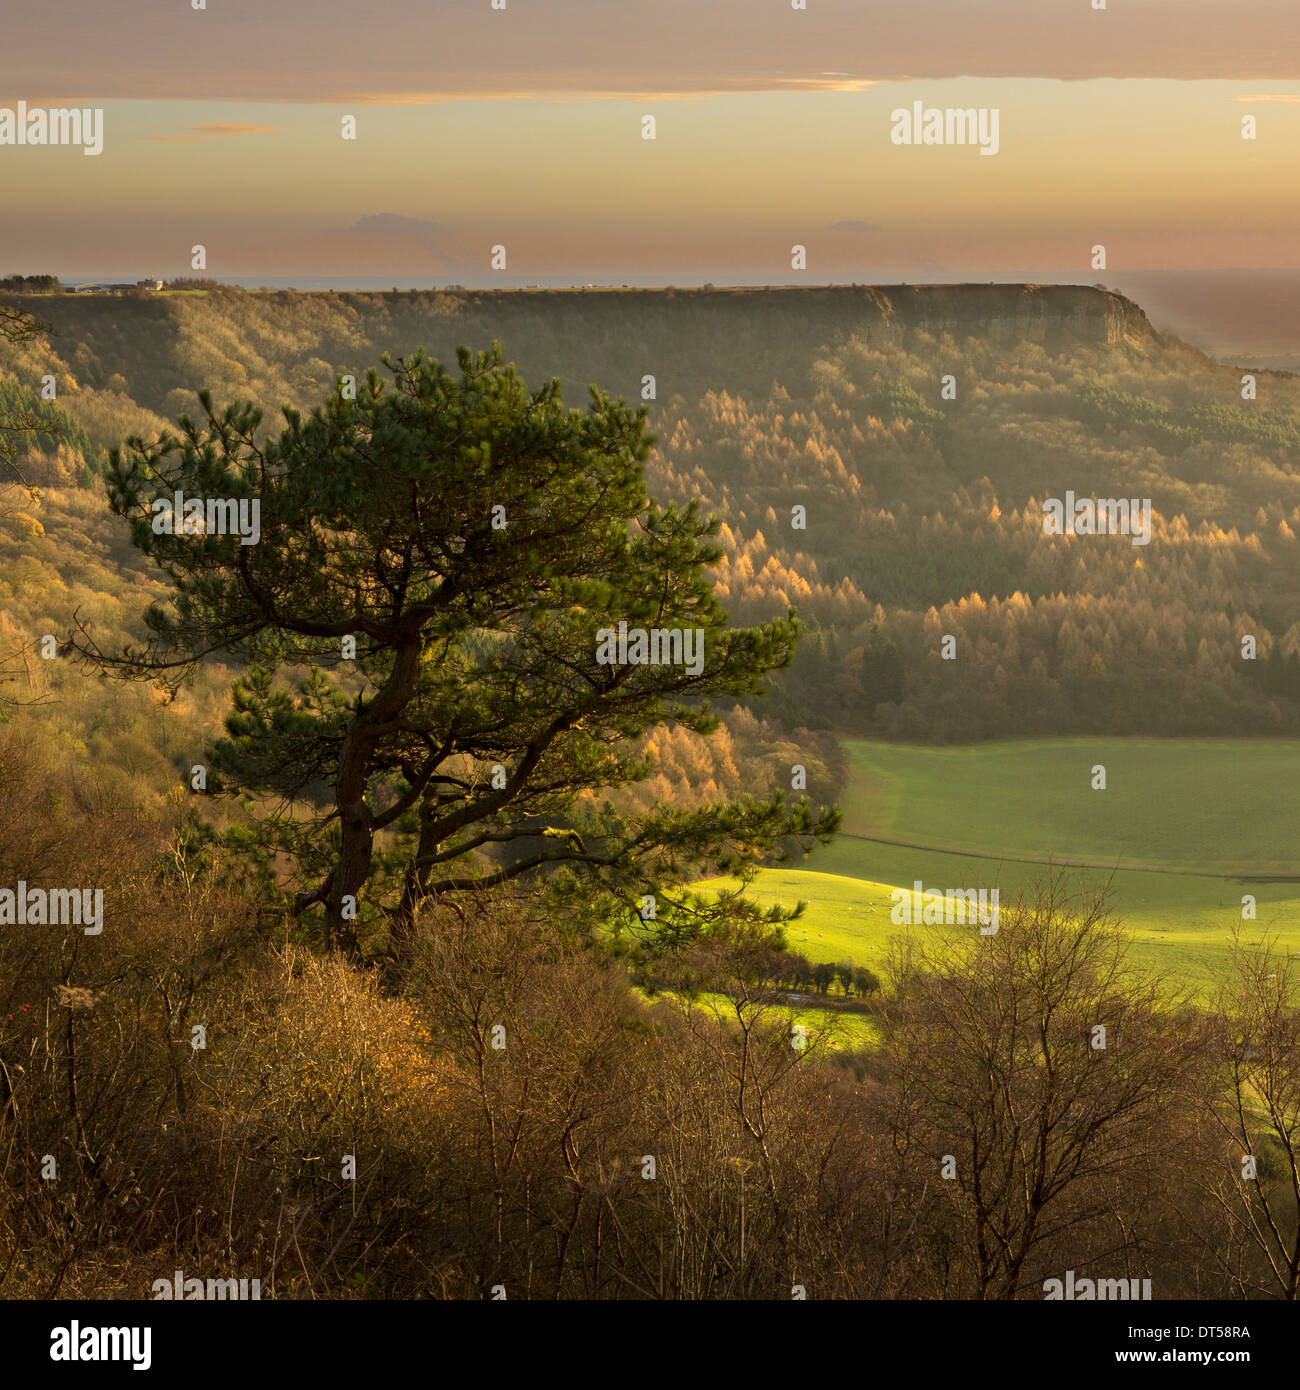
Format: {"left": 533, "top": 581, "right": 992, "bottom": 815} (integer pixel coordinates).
{"left": 700, "top": 738, "right": 1300, "bottom": 992}
{"left": 704, "top": 862, "right": 1300, "bottom": 990}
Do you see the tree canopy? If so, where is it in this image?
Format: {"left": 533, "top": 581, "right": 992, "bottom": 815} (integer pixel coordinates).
{"left": 74, "top": 344, "right": 837, "bottom": 956}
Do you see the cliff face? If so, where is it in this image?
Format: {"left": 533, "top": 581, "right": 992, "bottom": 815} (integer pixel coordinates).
{"left": 403, "top": 281, "right": 1155, "bottom": 350}
{"left": 417, "top": 281, "right": 1154, "bottom": 347}
{"left": 5, "top": 282, "right": 1159, "bottom": 424}
{"left": 844, "top": 284, "right": 1154, "bottom": 347}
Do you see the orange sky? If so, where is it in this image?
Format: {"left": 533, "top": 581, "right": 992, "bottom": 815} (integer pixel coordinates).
{"left": 6, "top": 0, "right": 1300, "bottom": 100}
{"left": 1, "top": 3, "right": 1296, "bottom": 280}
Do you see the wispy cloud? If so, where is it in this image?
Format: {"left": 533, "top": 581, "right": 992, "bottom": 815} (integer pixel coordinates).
{"left": 14, "top": 0, "right": 1300, "bottom": 104}
{"left": 339, "top": 77, "right": 879, "bottom": 105}
{"left": 348, "top": 213, "right": 445, "bottom": 245}
{"left": 143, "top": 123, "right": 283, "bottom": 143}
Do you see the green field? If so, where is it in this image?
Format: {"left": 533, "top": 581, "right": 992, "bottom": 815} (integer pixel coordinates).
{"left": 633, "top": 986, "right": 879, "bottom": 1048}
{"left": 702, "top": 738, "right": 1300, "bottom": 993}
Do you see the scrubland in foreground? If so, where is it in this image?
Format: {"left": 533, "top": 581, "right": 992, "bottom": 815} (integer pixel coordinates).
{"left": 2, "top": 729, "right": 1299, "bottom": 1300}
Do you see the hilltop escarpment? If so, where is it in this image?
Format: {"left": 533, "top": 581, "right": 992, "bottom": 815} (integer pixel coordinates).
{"left": 3, "top": 283, "right": 1159, "bottom": 430}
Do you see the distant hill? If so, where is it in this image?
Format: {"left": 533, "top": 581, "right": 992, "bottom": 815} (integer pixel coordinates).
{"left": 1, "top": 282, "right": 1297, "bottom": 742}
{"left": 0, "top": 282, "right": 1157, "bottom": 428}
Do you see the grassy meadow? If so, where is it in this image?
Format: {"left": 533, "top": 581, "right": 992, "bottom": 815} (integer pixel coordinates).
{"left": 702, "top": 737, "right": 1300, "bottom": 995}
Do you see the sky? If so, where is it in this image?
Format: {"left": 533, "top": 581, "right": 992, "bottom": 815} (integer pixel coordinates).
{"left": 1, "top": 0, "right": 1296, "bottom": 282}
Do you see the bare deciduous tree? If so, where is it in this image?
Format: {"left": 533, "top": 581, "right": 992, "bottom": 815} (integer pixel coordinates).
{"left": 875, "top": 880, "right": 1199, "bottom": 1298}
{"left": 1201, "top": 931, "right": 1300, "bottom": 1298}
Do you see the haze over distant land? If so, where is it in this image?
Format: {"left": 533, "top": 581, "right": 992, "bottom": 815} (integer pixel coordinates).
{"left": 49, "top": 273, "right": 1300, "bottom": 371}
{"left": 5, "top": 76, "right": 1296, "bottom": 281}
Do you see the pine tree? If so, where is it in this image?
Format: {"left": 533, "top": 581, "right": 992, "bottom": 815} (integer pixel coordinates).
{"left": 74, "top": 344, "right": 838, "bottom": 959}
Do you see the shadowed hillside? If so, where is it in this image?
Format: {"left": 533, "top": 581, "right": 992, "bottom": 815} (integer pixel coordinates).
{"left": 2, "top": 283, "right": 1158, "bottom": 427}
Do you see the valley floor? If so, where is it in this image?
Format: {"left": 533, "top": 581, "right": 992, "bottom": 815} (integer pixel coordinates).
{"left": 700, "top": 736, "right": 1300, "bottom": 996}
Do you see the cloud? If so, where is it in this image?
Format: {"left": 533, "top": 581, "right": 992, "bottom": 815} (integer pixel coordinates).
{"left": 11, "top": 0, "right": 1300, "bottom": 102}
{"left": 827, "top": 220, "right": 882, "bottom": 234}
{"left": 344, "top": 214, "right": 474, "bottom": 273}
{"left": 348, "top": 214, "right": 446, "bottom": 247}
{"left": 143, "top": 123, "right": 282, "bottom": 143}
